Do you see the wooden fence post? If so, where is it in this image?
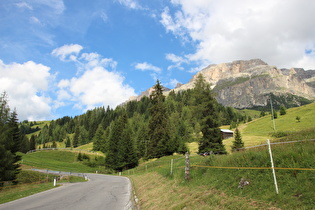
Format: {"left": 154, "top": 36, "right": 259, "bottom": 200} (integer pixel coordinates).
{"left": 185, "top": 152, "right": 190, "bottom": 181}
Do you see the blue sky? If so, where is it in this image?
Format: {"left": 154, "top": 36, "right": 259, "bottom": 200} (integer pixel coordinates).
{"left": 1, "top": 0, "right": 315, "bottom": 121}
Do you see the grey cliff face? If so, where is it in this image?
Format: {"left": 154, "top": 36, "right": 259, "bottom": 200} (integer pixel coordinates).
{"left": 128, "top": 59, "right": 315, "bottom": 108}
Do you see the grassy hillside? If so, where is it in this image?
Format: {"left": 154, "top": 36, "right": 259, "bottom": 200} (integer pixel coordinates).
{"left": 20, "top": 150, "right": 105, "bottom": 173}
{"left": 223, "top": 102, "right": 315, "bottom": 151}
{"left": 129, "top": 139, "right": 315, "bottom": 209}
{"left": 14, "top": 103, "right": 315, "bottom": 209}
{"left": 128, "top": 103, "right": 315, "bottom": 209}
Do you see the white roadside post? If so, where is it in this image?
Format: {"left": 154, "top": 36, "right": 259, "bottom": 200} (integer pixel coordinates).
{"left": 53, "top": 177, "right": 56, "bottom": 187}
{"left": 170, "top": 159, "right": 174, "bottom": 175}
{"left": 267, "top": 139, "right": 279, "bottom": 194}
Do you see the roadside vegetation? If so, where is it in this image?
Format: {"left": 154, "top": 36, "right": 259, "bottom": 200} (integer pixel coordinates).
{"left": 0, "top": 169, "right": 86, "bottom": 204}
{"left": 128, "top": 133, "right": 314, "bottom": 209}
{"left": 1, "top": 77, "right": 314, "bottom": 209}
{"left": 19, "top": 150, "right": 105, "bottom": 173}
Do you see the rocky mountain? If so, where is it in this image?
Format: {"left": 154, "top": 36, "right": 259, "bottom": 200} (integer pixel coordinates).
{"left": 129, "top": 59, "right": 315, "bottom": 109}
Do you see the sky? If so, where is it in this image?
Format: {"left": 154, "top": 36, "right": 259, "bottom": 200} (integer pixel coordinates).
{"left": 1, "top": 0, "right": 315, "bottom": 121}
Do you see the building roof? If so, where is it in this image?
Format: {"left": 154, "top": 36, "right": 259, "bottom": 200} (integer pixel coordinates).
{"left": 220, "top": 129, "right": 234, "bottom": 133}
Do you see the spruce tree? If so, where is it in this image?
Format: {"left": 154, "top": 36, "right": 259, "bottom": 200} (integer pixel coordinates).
{"left": 147, "top": 80, "right": 173, "bottom": 158}
{"left": 29, "top": 135, "right": 36, "bottom": 150}
{"left": 280, "top": 105, "right": 287, "bottom": 115}
{"left": 93, "top": 125, "right": 104, "bottom": 151}
{"left": 231, "top": 128, "right": 244, "bottom": 152}
{"left": 120, "top": 126, "right": 138, "bottom": 169}
{"left": 73, "top": 126, "right": 80, "bottom": 148}
{"left": 65, "top": 136, "right": 71, "bottom": 148}
{"left": 193, "top": 74, "right": 226, "bottom": 154}
{"left": 105, "top": 113, "right": 128, "bottom": 171}
{"left": 0, "top": 92, "right": 21, "bottom": 185}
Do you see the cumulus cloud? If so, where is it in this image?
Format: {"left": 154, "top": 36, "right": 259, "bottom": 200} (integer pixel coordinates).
{"left": 162, "top": 0, "right": 315, "bottom": 69}
{"left": 134, "top": 62, "right": 161, "bottom": 73}
{"left": 0, "top": 60, "right": 53, "bottom": 121}
{"left": 51, "top": 44, "right": 83, "bottom": 61}
{"left": 166, "top": 53, "right": 187, "bottom": 70}
{"left": 56, "top": 50, "right": 135, "bottom": 111}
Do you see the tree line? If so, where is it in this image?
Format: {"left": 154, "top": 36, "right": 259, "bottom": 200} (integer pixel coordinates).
{"left": 4, "top": 74, "right": 249, "bottom": 174}
{"left": 27, "top": 74, "right": 248, "bottom": 171}
{"left": 0, "top": 92, "right": 30, "bottom": 186}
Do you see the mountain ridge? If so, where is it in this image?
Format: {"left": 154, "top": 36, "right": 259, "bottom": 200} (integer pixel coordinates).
{"left": 128, "top": 59, "right": 315, "bottom": 108}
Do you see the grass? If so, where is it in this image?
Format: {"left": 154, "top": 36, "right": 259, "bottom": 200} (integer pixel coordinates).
{"left": 0, "top": 170, "right": 86, "bottom": 204}
{"left": 128, "top": 102, "right": 315, "bottom": 209}
{"left": 0, "top": 182, "right": 58, "bottom": 204}
{"left": 131, "top": 172, "right": 279, "bottom": 210}
{"left": 129, "top": 140, "right": 315, "bottom": 209}
{"left": 20, "top": 150, "right": 100, "bottom": 173}
{"left": 221, "top": 102, "right": 315, "bottom": 151}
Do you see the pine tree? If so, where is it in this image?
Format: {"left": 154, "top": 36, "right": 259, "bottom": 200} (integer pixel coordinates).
{"left": 120, "top": 126, "right": 138, "bottom": 169}
{"left": 280, "top": 105, "right": 287, "bottom": 115}
{"left": 0, "top": 92, "right": 21, "bottom": 185}
{"left": 93, "top": 125, "right": 104, "bottom": 151}
{"left": 73, "top": 126, "right": 80, "bottom": 148}
{"left": 231, "top": 128, "right": 244, "bottom": 152}
{"left": 65, "top": 136, "right": 71, "bottom": 148}
{"left": 193, "top": 74, "right": 227, "bottom": 154}
{"left": 20, "top": 135, "right": 30, "bottom": 153}
{"left": 105, "top": 113, "right": 128, "bottom": 171}
{"left": 29, "top": 135, "right": 36, "bottom": 150}
{"left": 147, "top": 80, "right": 173, "bottom": 159}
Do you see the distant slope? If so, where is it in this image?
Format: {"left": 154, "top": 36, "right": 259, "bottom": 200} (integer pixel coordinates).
{"left": 223, "top": 102, "right": 315, "bottom": 150}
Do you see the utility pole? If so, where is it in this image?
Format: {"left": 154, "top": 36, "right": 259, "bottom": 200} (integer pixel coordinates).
{"left": 270, "top": 95, "right": 276, "bottom": 131}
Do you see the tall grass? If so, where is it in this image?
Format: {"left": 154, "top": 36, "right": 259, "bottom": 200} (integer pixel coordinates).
{"left": 128, "top": 140, "right": 315, "bottom": 209}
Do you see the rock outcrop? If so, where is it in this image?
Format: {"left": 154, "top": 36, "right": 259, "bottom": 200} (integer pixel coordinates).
{"left": 128, "top": 59, "right": 315, "bottom": 108}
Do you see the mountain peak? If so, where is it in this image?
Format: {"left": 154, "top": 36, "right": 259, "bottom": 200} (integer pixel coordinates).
{"left": 127, "top": 58, "right": 315, "bottom": 108}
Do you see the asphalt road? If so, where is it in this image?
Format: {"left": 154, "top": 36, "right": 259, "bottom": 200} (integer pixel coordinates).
{"left": 0, "top": 174, "right": 133, "bottom": 210}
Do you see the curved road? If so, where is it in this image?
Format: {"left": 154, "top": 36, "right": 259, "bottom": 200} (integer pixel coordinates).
{"left": 0, "top": 174, "right": 133, "bottom": 210}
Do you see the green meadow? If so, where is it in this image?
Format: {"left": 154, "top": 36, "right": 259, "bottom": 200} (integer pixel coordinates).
{"left": 5, "top": 103, "right": 315, "bottom": 209}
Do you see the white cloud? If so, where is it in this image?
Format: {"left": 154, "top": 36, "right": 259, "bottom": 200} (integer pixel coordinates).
{"left": 31, "top": 0, "right": 65, "bottom": 15}
{"left": 162, "top": 0, "right": 315, "bottom": 69}
{"left": 117, "top": 0, "right": 143, "bottom": 10}
{"left": 0, "top": 60, "right": 53, "bottom": 121}
{"left": 30, "top": 16, "right": 41, "bottom": 24}
{"left": 16, "top": 2, "right": 33, "bottom": 10}
{"left": 80, "top": 53, "right": 117, "bottom": 70}
{"left": 168, "top": 78, "right": 180, "bottom": 88}
{"left": 166, "top": 53, "right": 186, "bottom": 70}
{"left": 55, "top": 48, "right": 135, "bottom": 111}
{"left": 59, "top": 67, "right": 135, "bottom": 110}
{"left": 134, "top": 62, "right": 161, "bottom": 73}
{"left": 51, "top": 44, "right": 83, "bottom": 61}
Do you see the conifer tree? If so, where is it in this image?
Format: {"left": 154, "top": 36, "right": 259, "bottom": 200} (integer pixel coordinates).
{"left": 0, "top": 92, "right": 21, "bottom": 185}
{"left": 120, "top": 126, "right": 138, "bottom": 169}
{"left": 105, "top": 113, "right": 128, "bottom": 171}
{"left": 147, "top": 80, "right": 173, "bottom": 158}
{"left": 280, "top": 105, "right": 287, "bottom": 115}
{"left": 73, "top": 126, "right": 80, "bottom": 148}
{"left": 231, "top": 127, "right": 244, "bottom": 152}
{"left": 29, "top": 134, "right": 36, "bottom": 150}
{"left": 193, "top": 74, "right": 227, "bottom": 154}
{"left": 93, "top": 125, "right": 104, "bottom": 151}
{"left": 65, "top": 136, "right": 71, "bottom": 148}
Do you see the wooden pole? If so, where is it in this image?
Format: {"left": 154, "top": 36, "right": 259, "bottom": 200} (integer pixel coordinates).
{"left": 185, "top": 152, "right": 190, "bottom": 181}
